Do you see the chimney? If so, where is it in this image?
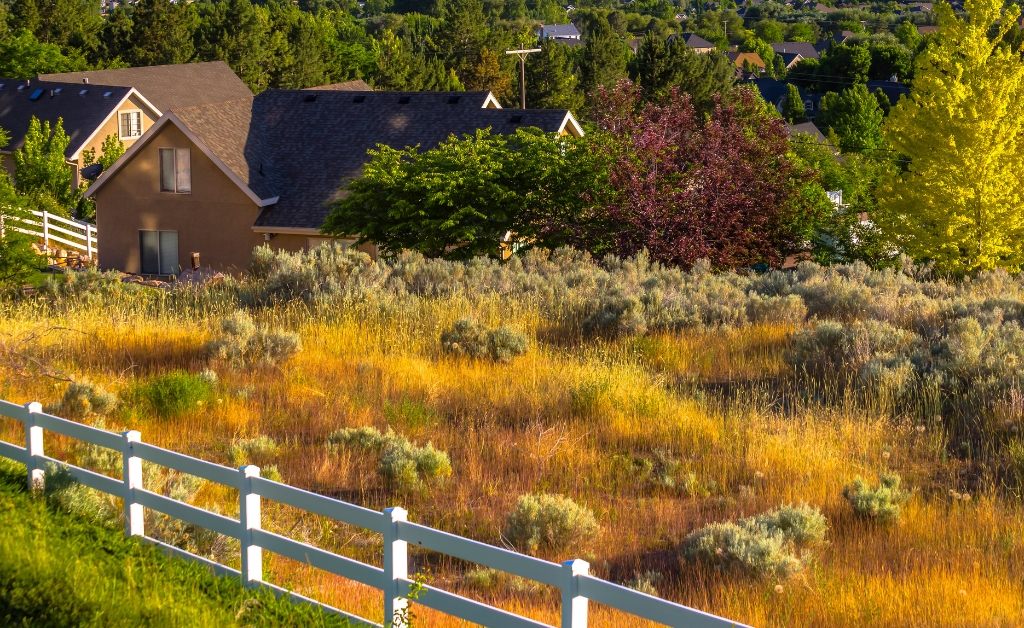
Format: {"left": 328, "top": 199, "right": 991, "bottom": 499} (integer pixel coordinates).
{"left": 83, "top": 78, "right": 89, "bottom": 84}
{"left": 190, "top": 252, "right": 200, "bottom": 270}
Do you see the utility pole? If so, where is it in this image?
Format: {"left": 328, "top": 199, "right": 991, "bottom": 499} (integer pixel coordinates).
{"left": 506, "top": 48, "right": 541, "bottom": 109}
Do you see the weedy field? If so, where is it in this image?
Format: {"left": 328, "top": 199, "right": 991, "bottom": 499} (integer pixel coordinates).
{"left": 2, "top": 245, "right": 1023, "bottom": 628}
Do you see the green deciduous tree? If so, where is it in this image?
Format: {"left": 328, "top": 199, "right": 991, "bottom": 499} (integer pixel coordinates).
{"left": 818, "top": 42, "right": 871, "bottom": 84}
{"left": 815, "top": 84, "right": 884, "bottom": 153}
{"left": 782, "top": 83, "right": 807, "bottom": 123}
{"left": 876, "top": 0, "right": 1024, "bottom": 274}
{"left": 0, "top": 127, "right": 43, "bottom": 291}
{"left": 13, "top": 117, "right": 77, "bottom": 215}
{"left": 323, "top": 128, "right": 607, "bottom": 259}
{"left": 0, "top": 29, "right": 89, "bottom": 78}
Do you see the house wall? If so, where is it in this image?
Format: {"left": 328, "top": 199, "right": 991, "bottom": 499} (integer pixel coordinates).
{"left": 76, "top": 93, "right": 159, "bottom": 165}
{"left": 94, "top": 123, "right": 308, "bottom": 274}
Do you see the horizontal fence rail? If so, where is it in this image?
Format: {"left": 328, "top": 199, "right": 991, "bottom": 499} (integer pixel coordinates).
{"left": 0, "top": 210, "right": 97, "bottom": 258}
{"left": 0, "top": 399, "right": 748, "bottom": 628}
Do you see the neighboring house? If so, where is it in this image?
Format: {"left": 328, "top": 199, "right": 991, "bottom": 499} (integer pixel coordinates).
{"left": 813, "top": 2, "right": 838, "bottom": 12}
{"left": 754, "top": 79, "right": 823, "bottom": 120}
{"left": 832, "top": 30, "right": 858, "bottom": 44}
{"left": 38, "top": 61, "right": 253, "bottom": 112}
{"left": 910, "top": 2, "right": 933, "bottom": 11}
{"left": 304, "top": 79, "right": 373, "bottom": 91}
{"left": 83, "top": 90, "right": 582, "bottom": 275}
{"left": 541, "top": 24, "right": 581, "bottom": 40}
{"left": 786, "top": 121, "right": 829, "bottom": 144}
{"left": 726, "top": 52, "right": 766, "bottom": 70}
{"left": 777, "top": 52, "right": 803, "bottom": 70}
{"left": 865, "top": 79, "right": 910, "bottom": 104}
{"left": 0, "top": 79, "right": 161, "bottom": 189}
{"left": 770, "top": 42, "right": 820, "bottom": 60}
{"left": 671, "top": 33, "right": 716, "bottom": 53}
{"left": 917, "top": 25, "right": 941, "bottom": 34}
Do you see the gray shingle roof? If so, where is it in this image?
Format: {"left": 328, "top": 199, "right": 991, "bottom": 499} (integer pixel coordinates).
{"left": 169, "top": 89, "right": 577, "bottom": 231}
{"left": 0, "top": 79, "right": 132, "bottom": 158}
{"left": 542, "top": 24, "right": 581, "bottom": 38}
{"left": 770, "top": 42, "right": 820, "bottom": 60}
{"left": 303, "top": 79, "right": 372, "bottom": 91}
{"left": 682, "top": 33, "right": 715, "bottom": 49}
{"left": 37, "top": 61, "right": 252, "bottom": 113}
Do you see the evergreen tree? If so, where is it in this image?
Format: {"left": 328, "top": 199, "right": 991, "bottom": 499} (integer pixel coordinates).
{"left": 434, "top": 0, "right": 487, "bottom": 82}
{"left": 9, "top": 0, "right": 103, "bottom": 52}
{"left": 195, "top": 0, "right": 278, "bottom": 92}
{"left": 632, "top": 35, "right": 736, "bottom": 113}
{"left": 877, "top": 0, "right": 1024, "bottom": 274}
{"left": 525, "top": 39, "right": 582, "bottom": 111}
{"left": 815, "top": 84, "right": 883, "bottom": 153}
{"left": 782, "top": 83, "right": 807, "bottom": 123}
{"left": 579, "top": 18, "right": 627, "bottom": 100}
{"left": 463, "top": 47, "right": 512, "bottom": 99}
{"left": 126, "top": 0, "right": 198, "bottom": 66}
{"left": 818, "top": 42, "right": 872, "bottom": 85}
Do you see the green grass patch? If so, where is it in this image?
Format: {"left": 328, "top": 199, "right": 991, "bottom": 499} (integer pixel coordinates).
{"left": 0, "top": 458, "right": 349, "bottom": 627}
{"left": 130, "top": 371, "right": 214, "bottom": 418}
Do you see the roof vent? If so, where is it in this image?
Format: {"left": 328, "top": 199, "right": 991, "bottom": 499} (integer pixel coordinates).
{"left": 103, "top": 91, "right": 113, "bottom": 98}
{"left": 304, "top": 93, "right": 317, "bottom": 102}
{"left": 52, "top": 88, "right": 62, "bottom": 96}
{"left": 83, "top": 78, "right": 89, "bottom": 84}
{"left": 17, "top": 84, "right": 25, "bottom": 91}
{"left": 79, "top": 89, "right": 88, "bottom": 96}
{"left": 509, "top": 115, "right": 522, "bottom": 124}
{"left": 448, "top": 96, "right": 461, "bottom": 104}
{"left": 398, "top": 96, "right": 410, "bottom": 104}
{"left": 29, "top": 89, "right": 43, "bottom": 101}
{"left": 352, "top": 95, "right": 365, "bottom": 103}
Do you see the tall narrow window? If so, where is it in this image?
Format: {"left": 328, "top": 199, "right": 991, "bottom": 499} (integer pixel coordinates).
{"left": 159, "top": 148, "right": 191, "bottom": 193}
{"left": 119, "top": 110, "right": 142, "bottom": 138}
{"left": 139, "top": 230, "right": 178, "bottom": 275}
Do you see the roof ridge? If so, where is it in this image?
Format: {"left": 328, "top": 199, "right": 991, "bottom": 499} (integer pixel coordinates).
{"left": 170, "top": 95, "right": 255, "bottom": 113}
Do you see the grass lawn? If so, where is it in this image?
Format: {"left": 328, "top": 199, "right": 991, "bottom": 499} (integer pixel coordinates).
{"left": 0, "top": 458, "right": 349, "bottom": 628}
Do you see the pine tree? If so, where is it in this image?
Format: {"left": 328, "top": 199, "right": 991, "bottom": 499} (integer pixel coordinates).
{"left": 781, "top": 83, "right": 807, "bottom": 123}
{"left": 630, "top": 35, "right": 735, "bottom": 113}
{"left": 525, "top": 39, "right": 583, "bottom": 111}
{"left": 464, "top": 47, "right": 512, "bottom": 100}
{"left": 579, "top": 19, "right": 627, "bottom": 100}
{"left": 876, "top": 0, "right": 1024, "bottom": 274}
{"left": 127, "top": 0, "right": 198, "bottom": 66}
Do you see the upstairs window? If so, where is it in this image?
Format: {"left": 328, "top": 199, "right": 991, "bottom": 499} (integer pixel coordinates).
{"left": 120, "top": 110, "right": 143, "bottom": 139}
{"left": 159, "top": 148, "right": 191, "bottom": 193}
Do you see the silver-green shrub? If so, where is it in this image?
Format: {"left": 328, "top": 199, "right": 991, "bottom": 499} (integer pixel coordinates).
{"left": 504, "top": 493, "right": 599, "bottom": 553}
{"left": 842, "top": 473, "right": 910, "bottom": 524}
{"left": 46, "top": 378, "right": 118, "bottom": 418}
{"left": 228, "top": 435, "right": 279, "bottom": 467}
{"left": 679, "top": 503, "right": 827, "bottom": 578}
{"left": 207, "top": 310, "right": 301, "bottom": 368}
{"left": 440, "top": 318, "right": 528, "bottom": 362}
{"left": 329, "top": 426, "right": 452, "bottom": 490}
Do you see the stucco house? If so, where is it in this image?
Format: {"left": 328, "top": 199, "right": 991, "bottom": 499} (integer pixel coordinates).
{"left": 83, "top": 89, "right": 582, "bottom": 275}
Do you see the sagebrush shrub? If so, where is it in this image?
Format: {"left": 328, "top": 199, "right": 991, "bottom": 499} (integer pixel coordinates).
{"left": 329, "top": 426, "right": 452, "bottom": 490}
{"left": 842, "top": 473, "right": 910, "bottom": 524}
{"left": 440, "top": 318, "right": 528, "bottom": 362}
{"left": 228, "top": 436, "right": 279, "bottom": 467}
{"left": 207, "top": 310, "right": 301, "bottom": 368}
{"left": 46, "top": 379, "right": 117, "bottom": 418}
{"left": 503, "top": 493, "right": 599, "bottom": 553}
{"left": 679, "top": 503, "right": 827, "bottom": 578}
{"left": 43, "top": 463, "right": 119, "bottom": 526}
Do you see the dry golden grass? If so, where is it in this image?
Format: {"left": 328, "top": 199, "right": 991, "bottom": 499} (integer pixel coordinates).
{"left": 1, "top": 295, "right": 1022, "bottom": 628}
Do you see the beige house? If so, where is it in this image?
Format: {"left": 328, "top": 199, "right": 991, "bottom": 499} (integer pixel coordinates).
{"left": 0, "top": 79, "right": 160, "bottom": 188}
{"left": 84, "top": 88, "right": 582, "bottom": 275}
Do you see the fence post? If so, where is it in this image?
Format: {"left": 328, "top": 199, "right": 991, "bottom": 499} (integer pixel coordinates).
{"left": 383, "top": 506, "right": 408, "bottom": 624}
{"left": 41, "top": 210, "right": 49, "bottom": 248}
{"left": 86, "top": 224, "right": 94, "bottom": 259}
{"left": 240, "top": 465, "right": 262, "bottom": 586}
{"left": 561, "top": 559, "right": 589, "bottom": 628}
{"left": 122, "top": 430, "right": 144, "bottom": 536}
{"left": 24, "top": 402, "right": 43, "bottom": 491}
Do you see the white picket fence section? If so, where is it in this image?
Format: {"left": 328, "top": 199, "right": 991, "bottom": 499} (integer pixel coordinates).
{"left": 1, "top": 210, "right": 97, "bottom": 258}
{"left": 0, "top": 399, "right": 747, "bottom": 628}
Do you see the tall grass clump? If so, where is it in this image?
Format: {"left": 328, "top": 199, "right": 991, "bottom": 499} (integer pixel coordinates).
{"left": 329, "top": 426, "right": 452, "bottom": 490}
{"left": 207, "top": 310, "right": 301, "bottom": 368}
{"left": 134, "top": 371, "right": 214, "bottom": 417}
{"left": 440, "top": 318, "right": 528, "bottom": 362}
{"left": 503, "top": 493, "right": 599, "bottom": 553}
{"left": 680, "top": 504, "right": 827, "bottom": 578}
{"left": 842, "top": 473, "right": 911, "bottom": 524}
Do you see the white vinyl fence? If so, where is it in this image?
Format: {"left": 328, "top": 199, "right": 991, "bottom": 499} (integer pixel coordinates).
{"left": 1, "top": 210, "right": 97, "bottom": 258}
{"left": 0, "top": 399, "right": 747, "bottom": 628}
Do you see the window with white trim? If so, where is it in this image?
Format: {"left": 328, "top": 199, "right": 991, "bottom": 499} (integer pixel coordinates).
{"left": 139, "top": 230, "right": 178, "bottom": 275}
{"left": 159, "top": 148, "right": 191, "bottom": 193}
{"left": 119, "top": 110, "right": 143, "bottom": 139}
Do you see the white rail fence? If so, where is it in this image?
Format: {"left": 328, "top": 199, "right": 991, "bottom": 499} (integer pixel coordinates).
{"left": 0, "top": 399, "right": 746, "bottom": 628}
{"left": 1, "top": 210, "right": 97, "bottom": 258}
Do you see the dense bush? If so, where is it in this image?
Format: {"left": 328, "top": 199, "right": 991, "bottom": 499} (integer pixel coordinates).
{"left": 46, "top": 379, "right": 117, "bottom": 418}
{"left": 679, "top": 504, "right": 827, "bottom": 578}
{"left": 329, "top": 426, "right": 452, "bottom": 490}
{"left": 207, "top": 310, "right": 301, "bottom": 368}
{"left": 135, "top": 371, "right": 214, "bottom": 418}
{"left": 503, "top": 493, "right": 599, "bottom": 553}
{"left": 228, "top": 436, "right": 279, "bottom": 467}
{"left": 842, "top": 474, "right": 910, "bottom": 524}
{"left": 440, "top": 318, "right": 528, "bottom": 362}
